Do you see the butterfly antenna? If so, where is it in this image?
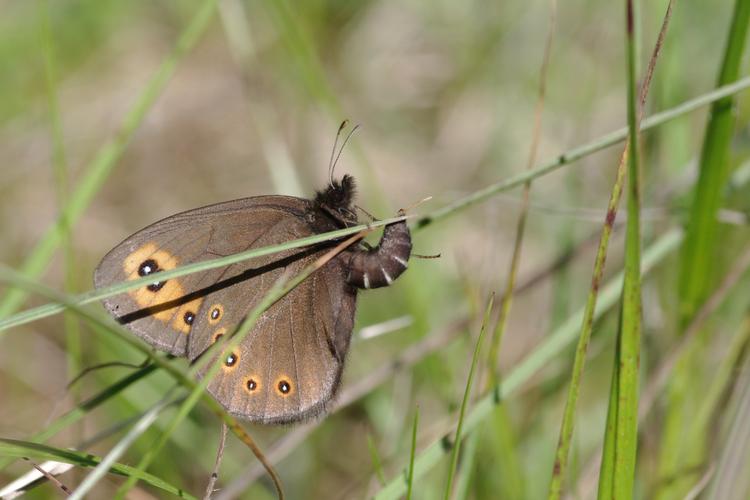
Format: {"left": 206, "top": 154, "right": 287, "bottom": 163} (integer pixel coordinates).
{"left": 331, "top": 122, "right": 361, "bottom": 182}
{"left": 355, "top": 204, "right": 378, "bottom": 222}
{"left": 329, "top": 120, "right": 350, "bottom": 186}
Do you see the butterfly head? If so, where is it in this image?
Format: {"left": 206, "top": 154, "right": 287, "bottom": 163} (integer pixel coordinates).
{"left": 315, "top": 174, "right": 356, "bottom": 215}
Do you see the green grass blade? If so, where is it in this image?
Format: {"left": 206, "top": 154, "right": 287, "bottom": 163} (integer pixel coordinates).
{"left": 0, "top": 438, "right": 195, "bottom": 499}
{"left": 481, "top": 407, "right": 526, "bottom": 499}
{"left": 678, "top": 0, "right": 750, "bottom": 324}
{"left": 416, "top": 77, "right": 750, "bottom": 230}
{"left": 597, "top": 308, "right": 621, "bottom": 500}
{"left": 0, "top": 216, "right": 403, "bottom": 333}
{"left": 604, "top": 1, "right": 644, "bottom": 497}
{"left": 452, "top": 431, "right": 479, "bottom": 500}
{"left": 443, "top": 293, "right": 494, "bottom": 500}
{"left": 660, "top": 1, "right": 750, "bottom": 497}
{"left": 406, "top": 406, "right": 419, "bottom": 500}
{"left": 367, "top": 434, "right": 387, "bottom": 487}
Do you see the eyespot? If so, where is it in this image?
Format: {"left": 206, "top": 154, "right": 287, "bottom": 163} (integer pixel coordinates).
{"left": 138, "top": 259, "right": 159, "bottom": 276}
{"left": 225, "top": 352, "right": 238, "bottom": 367}
{"left": 245, "top": 377, "right": 259, "bottom": 393}
{"left": 277, "top": 379, "right": 291, "bottom": 395}
{"left": 183, "top": 311, "right": 195, "bottom": 326}
{"left": 208, "top": 304, "right": 224, "bottom": 324}
{"left": 147, "top": 281, "right": 165, "bottom": 292}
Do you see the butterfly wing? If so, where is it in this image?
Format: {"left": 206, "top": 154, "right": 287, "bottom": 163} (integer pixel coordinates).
{"left": 95, "top": 195, "right": 358, "bottom": 422}
{"left": 94, "top": 196, "right": 312, "bottom": 356}
{"left": 186, "top": 214, "right": 357, "bottom": 424}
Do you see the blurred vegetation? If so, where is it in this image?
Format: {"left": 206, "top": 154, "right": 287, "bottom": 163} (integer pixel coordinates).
{"left": 1, "top": 0, "right": 749, "bottom": 498}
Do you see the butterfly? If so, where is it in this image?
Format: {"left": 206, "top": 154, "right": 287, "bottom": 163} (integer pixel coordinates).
{"left": 94, "top": 174, "right": 411, "bottom": 424}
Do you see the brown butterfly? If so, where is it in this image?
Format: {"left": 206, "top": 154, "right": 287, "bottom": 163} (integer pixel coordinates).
{"left": 94, "top": 175, "right": 411, "bottom": 424}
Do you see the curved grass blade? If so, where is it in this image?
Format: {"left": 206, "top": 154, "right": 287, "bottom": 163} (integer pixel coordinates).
{"left": 0, "top": 438, "right": 195, "bottom": 499}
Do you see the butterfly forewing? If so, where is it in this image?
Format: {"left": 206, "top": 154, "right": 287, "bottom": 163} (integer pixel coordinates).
{"left": 94, "top": 196, "right": 317, "bottom": 353}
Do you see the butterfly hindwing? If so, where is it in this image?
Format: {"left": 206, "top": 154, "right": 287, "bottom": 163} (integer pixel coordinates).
{"left": 186, "top": 212, "right": 357, "bottom": 423}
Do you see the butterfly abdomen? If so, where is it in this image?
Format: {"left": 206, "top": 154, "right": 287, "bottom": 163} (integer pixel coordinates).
{"left": 347, "top": 220, "right": 411, "bottom": 289}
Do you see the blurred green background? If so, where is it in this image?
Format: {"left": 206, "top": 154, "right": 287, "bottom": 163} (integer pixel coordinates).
{"left": 1, "top": 0, "right": 749, "bottom": 498}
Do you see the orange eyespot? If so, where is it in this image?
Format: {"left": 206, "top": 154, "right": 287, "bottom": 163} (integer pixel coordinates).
{"left": 171, "top": 299, "right": 203, "bottom": 334}
{"left": 244, "top": 376, "right": 260, "bottom": 393}
{"left": 208, "top": 304, "right": 224, "bottom": 324}
{"left": 138, "top": 259, "right": 159, "bottom": 276}
{"left": 276, "top": 378, "right": 292, "bottom": 396}
{"left": 224, "top": 352, "right": 239, "bottom": 368}
{"left": 183, "top": 311, "right": 195, "bottom": 326}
